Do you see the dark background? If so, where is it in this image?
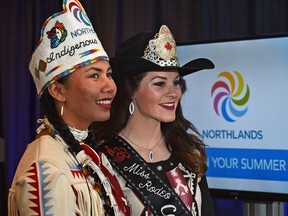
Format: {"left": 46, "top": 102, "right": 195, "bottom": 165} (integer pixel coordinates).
{"left": 1, "top": 0, "right": 288, "bottom": 215}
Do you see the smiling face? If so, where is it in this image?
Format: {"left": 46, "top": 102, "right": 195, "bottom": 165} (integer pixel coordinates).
{"left": 59, "top": 60, "right": 116, "bottom": 129}
{"left": 133, "top": 71, "right": 182, "bottom": 123}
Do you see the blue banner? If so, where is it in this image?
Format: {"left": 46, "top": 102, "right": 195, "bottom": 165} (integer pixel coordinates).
{"left": 206, "top": 148, "right": 288, "bottom": 181}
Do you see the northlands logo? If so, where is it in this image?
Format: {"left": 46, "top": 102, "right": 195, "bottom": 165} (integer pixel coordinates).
{"left": 211, "top": 71, "right": 250, "bottom": 122}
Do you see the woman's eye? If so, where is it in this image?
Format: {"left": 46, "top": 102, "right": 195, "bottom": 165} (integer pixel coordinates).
{"left": 174, "top": 80, "right": 181, "bottom": 86}
{"left": 91, "top": 74, "right": 99, "bottom": 79}
{"left": 107, "top": 72, "right": 113, "bottom": 78}
{"left": 154, "top": 82, "right": 166, "bottom": 87}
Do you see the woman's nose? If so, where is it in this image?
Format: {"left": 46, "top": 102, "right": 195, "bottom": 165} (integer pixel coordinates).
{"left": 166, "top": 84, "right": 179, "bottom": 98}
{"left": 102, "top": 77, "right": 117, "bottom": 94}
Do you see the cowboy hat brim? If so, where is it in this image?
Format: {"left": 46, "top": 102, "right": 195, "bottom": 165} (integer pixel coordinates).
{"left": 110, "top": 57, "right": 215, "bottom": 80}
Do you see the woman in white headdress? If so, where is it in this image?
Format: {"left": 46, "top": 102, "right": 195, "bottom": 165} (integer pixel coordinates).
{"left": 8, "top": 0, "right": 130, "bottom": 215}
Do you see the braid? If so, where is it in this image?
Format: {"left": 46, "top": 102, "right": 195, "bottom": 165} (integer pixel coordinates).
{"left": 40, "top": 90, "right": 82, "bottom": 155}
{"left": 85, "top": 127, "right": 98, "bottom": 151}
{"left": 40, "top": 86, "right": 113, "bottom": 213}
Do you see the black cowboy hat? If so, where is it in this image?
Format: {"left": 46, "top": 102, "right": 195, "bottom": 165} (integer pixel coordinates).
{"left": 110, "top": 25, "right": 215, "bottom": 80}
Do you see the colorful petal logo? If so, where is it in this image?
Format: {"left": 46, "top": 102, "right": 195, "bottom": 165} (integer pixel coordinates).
{"left": 211, "top": 71, "right": 250, "bottom": 122}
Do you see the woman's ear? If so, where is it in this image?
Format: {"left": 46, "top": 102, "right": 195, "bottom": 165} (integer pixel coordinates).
{"left": 48, "top": 82, "right": 66, "bottom": 102}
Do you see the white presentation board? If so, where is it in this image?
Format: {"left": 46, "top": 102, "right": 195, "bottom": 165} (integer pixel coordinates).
{"left": 177, "top": 36, "right": 288, "bottom": 201}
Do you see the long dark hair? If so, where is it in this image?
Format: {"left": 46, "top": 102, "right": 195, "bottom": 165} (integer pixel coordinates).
{"left": 40, "top": 76, "right": 96, "bottom": 156}
{"left": 93, "top": 72, "right": 208, "bottom": 177}
{"left": 40, "top": 77, "right": 116, "bottom": 214}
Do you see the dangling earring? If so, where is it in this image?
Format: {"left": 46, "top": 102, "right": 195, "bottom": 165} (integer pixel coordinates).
{"left": 129, "top": 101, "right": 135, "bottom": 115}
{"left": 60, "top": 105, "right": 64, "bottom": 116}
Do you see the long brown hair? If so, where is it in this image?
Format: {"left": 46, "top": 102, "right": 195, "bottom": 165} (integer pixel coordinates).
{"left": 93, "top": 72, "right": 208, "bottom": 176}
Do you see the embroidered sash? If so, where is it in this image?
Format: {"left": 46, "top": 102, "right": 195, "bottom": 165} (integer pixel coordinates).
{"left": 99, "top": 135, "right": 195, "bottom": 216}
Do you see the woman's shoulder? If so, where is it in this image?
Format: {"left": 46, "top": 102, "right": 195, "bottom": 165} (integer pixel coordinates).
{"left": 28, "top": 134, "right": 66, "bottom": 157}
{"left": 31, "top": 134, "right": 58, "bottom": 146}
{"left": 12, "top": 135, "right": 74, "bottom": 181}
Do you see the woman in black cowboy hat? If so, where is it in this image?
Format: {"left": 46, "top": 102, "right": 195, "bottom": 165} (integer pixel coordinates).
{"left": 94, "top": 25, "right": 215, "bottom": 216}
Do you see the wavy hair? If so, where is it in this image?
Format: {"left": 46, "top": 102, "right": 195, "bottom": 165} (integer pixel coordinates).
{"left": 93, "top": 72, "right": 208, "bottom": 177}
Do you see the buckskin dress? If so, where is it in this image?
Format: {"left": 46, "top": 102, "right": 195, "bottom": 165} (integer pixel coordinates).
{"left": 8, "top": 134, "right": 128, "bottom": 216}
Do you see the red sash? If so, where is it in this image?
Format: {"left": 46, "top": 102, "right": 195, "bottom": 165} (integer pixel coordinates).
{"left": 80, "top": 143, "right": 131, "bottom": 215}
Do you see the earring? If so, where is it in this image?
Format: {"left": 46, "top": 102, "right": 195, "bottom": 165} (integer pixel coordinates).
{"left": 60, "top": 105, "right": 64, "bottom": 116}
{"left": 129, "top": 101, "right": 135, "bottom": 115}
